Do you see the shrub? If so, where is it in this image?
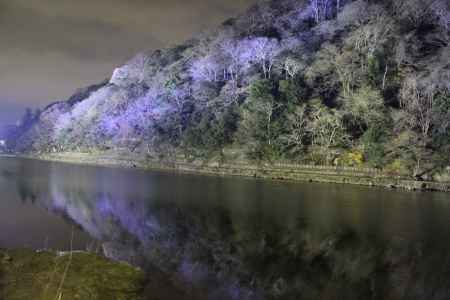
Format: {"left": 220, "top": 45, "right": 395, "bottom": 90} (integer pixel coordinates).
{"left": 360, "top": 125, "right": 389, "bottom": 167}
{"left": 384, "top": 159, "right": 410, "bottom": 176}
{"left": 335, "top": 150, "right": 364, "bottom": 167}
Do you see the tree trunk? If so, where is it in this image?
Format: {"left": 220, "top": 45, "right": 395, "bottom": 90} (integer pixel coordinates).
{"left": 382, "top": 64, "right": 388, "bottom": 90}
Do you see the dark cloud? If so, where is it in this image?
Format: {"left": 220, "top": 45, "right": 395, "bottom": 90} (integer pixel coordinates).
{"left": 0, "top": 0, "right": 255, "bottom": 124}
{"left": 0, "top": 4, "right": 159, "bottom": 60}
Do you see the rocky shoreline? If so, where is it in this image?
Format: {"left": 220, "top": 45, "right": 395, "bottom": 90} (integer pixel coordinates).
{"left": 16, "top": 152, "right": 450, "bottom": 193}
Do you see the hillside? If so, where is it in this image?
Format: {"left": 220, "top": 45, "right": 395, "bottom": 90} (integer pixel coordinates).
{"left": 9, "top": 0, "right": 450, "bottom": 181}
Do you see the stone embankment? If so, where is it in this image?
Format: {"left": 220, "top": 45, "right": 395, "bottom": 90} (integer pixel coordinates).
{"left": 20, "top": 152, "right": 450, "bottom": 192}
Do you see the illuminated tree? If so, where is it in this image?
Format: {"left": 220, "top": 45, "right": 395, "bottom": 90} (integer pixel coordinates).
{"left": 190, "top": 54, "right": 220, "bottom": 82}
{"left": 238, "top": 80, "right": 283, "bottom": 149}
{"left": 221, "top": 39, "right": 251, "bottom": 81}
{"left": 246, "top": 37, "right": 282, "bottom": 79}
{"left": 283, "top": 57, "right": 304, "bottom": 79}
{"left": 278, "top": 105, "right": 308, "bottom": 151}
{"left": 308, "top": 100, "right": 349, "bottom": 161}
{"left": 309, "top": 0, "right": 334, "bottom": 23}
{"left": 341, "top": 85, "right": 385, "bottom": 130}
{"left": 400, "top": 77, "right": 436, "bottom": 145}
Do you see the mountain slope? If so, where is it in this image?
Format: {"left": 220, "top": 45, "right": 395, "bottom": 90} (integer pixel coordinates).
{"left": 10, "top": 0, "right": 450, "bottom": 179}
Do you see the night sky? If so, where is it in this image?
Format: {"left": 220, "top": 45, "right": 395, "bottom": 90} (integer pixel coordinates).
{"left": 0, "top": 0, "right": 255, "bottom": 125}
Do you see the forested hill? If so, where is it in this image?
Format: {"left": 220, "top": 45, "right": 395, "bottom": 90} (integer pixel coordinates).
{"left": 9, "top": 0, "right": 450, "bottom": 180}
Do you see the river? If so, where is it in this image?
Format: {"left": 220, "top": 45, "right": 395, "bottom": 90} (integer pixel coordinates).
{"left": 1, "top": 157, "right": 450, "bottom": 299}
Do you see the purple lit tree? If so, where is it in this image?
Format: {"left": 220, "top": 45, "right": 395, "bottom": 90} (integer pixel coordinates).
{"left": 245, "top": 37, "right": 282, "bottom": 79}
{"left": 96, "top": 85, "right": 171, "bottom": 150}
{"left": 190, "top": 54, "right": 220, "bottom": 82}
{"left": 309, "top": 0, "right": 337, "bottom": 23}
{"left": 221, "top": 39, "right": 252, "bottom": 81}
{"left": 165, "top": 80, "right": 192, "bottom": 137}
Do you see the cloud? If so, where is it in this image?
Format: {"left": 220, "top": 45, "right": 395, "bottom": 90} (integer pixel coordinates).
{"left": 0, "top": 0, "right": 256, "bottom": 120}
{"left": 0, "top": 1, "right": 161, "bottom": 61}
{"left": 0, "top": 0, "right": 256, "bottom": 60}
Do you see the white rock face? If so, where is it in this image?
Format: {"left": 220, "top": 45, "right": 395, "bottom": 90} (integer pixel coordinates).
{"left": 110, "top": 53, "right": 152, "bottom": 87}
{"left": 110, "top": 65, "right": 141, "bottom": 87}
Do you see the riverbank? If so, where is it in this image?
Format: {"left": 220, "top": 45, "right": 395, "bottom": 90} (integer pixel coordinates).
{"left": 15, "top": 151, "right": 450, "bottom": 192}
{"left": 0, "top": 249, "right": 145, "bottom": 300}
{"left": 0, "top": 248, "right": 201, "bottom": 300}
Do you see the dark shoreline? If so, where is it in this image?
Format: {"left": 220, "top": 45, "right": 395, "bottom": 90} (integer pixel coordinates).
{"left": 11, "top": 152, "right": 450, "bottom": 193}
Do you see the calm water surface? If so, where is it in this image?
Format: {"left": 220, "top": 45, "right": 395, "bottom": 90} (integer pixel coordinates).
{"left": 1, "top": 157, "right": 450, "bottom": 299}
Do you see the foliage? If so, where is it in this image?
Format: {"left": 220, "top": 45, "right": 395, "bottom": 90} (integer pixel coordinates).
{"left": 383, "top": 159, "right": 410, "bottom": 176}
{"left": 184, "top": 105, "right": 239, "bottom": 152}
{"left": 308, "top": 99, "right": 349, "bottom": 149}
{"left": 278, "top": 79, "right": 306, "bottom": 106}
{"left": 360, "top": 126, "right": 387, "bottom": 167}
{"left": 335, "top": 150, "right": 364, "bottom": 167}
{"left": 236, "top": 80, "right": 283, "bottom": 159}
{"left": 10, "top": 0, "right": 450, "bottom": 177}
{"left": 432, "top": 90, "right": 450, "bottom": 146}
{"left": 341, "top": 85, "right": 386, "bottom": 132}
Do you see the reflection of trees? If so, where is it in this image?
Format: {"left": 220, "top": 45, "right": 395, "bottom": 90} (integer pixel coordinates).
{"left": 15, "top": 162, "right": 38, "bottom": 204}
{"left": 39, "top": 171, "right": 359, "bottom": 299}
{"left": 9, "top": 159, "right": 450, "bottom": 300}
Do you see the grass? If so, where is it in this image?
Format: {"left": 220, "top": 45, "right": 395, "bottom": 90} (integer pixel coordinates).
{"left": 0, "top": 248, "right": 145, "bottom": 300}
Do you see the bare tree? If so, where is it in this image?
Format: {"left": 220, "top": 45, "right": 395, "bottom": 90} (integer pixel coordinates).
{"left": 165, "top": 80, "right": 191, "bottom": 137}
{"left": 254, "top": 100, "right": 284, "bottom": 146}
{"left": 352, "top": 12, "right": 393, "bottom": 62}
{"left": 334, "top": 51, "right": 355, "bottom": 96}
{"left": 308, "top": 102, "right": 349, "bottom": 163}
{"left": 400, "top": 77, "right": 436, "bottom": 145}
{"left": 284, "top": 57, "right": 304, "bottom": 79}
{"left": 310, "top": 0, "right": 334, "bottom": 23}
{"left": 190, "top": 54, "right": 220, "bottom": 82}
{"left": 279, "top": 106, "right": 308, "bottom": 149}
{"left": 221, "top": 39, "right": 251, "bottom": 81}
{"left": 393, "top": 0, "right": 440, "bottom": 28}
{"left": 247, "top": 37, "right": 282, "bottom": 79}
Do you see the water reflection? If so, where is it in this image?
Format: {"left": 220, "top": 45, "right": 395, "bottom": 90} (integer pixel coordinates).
{"left": 1, "top": 157, "right": 450, "bottom": 299}
{"left": 0, "top": 159, "right": 90, "bottom": 250}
